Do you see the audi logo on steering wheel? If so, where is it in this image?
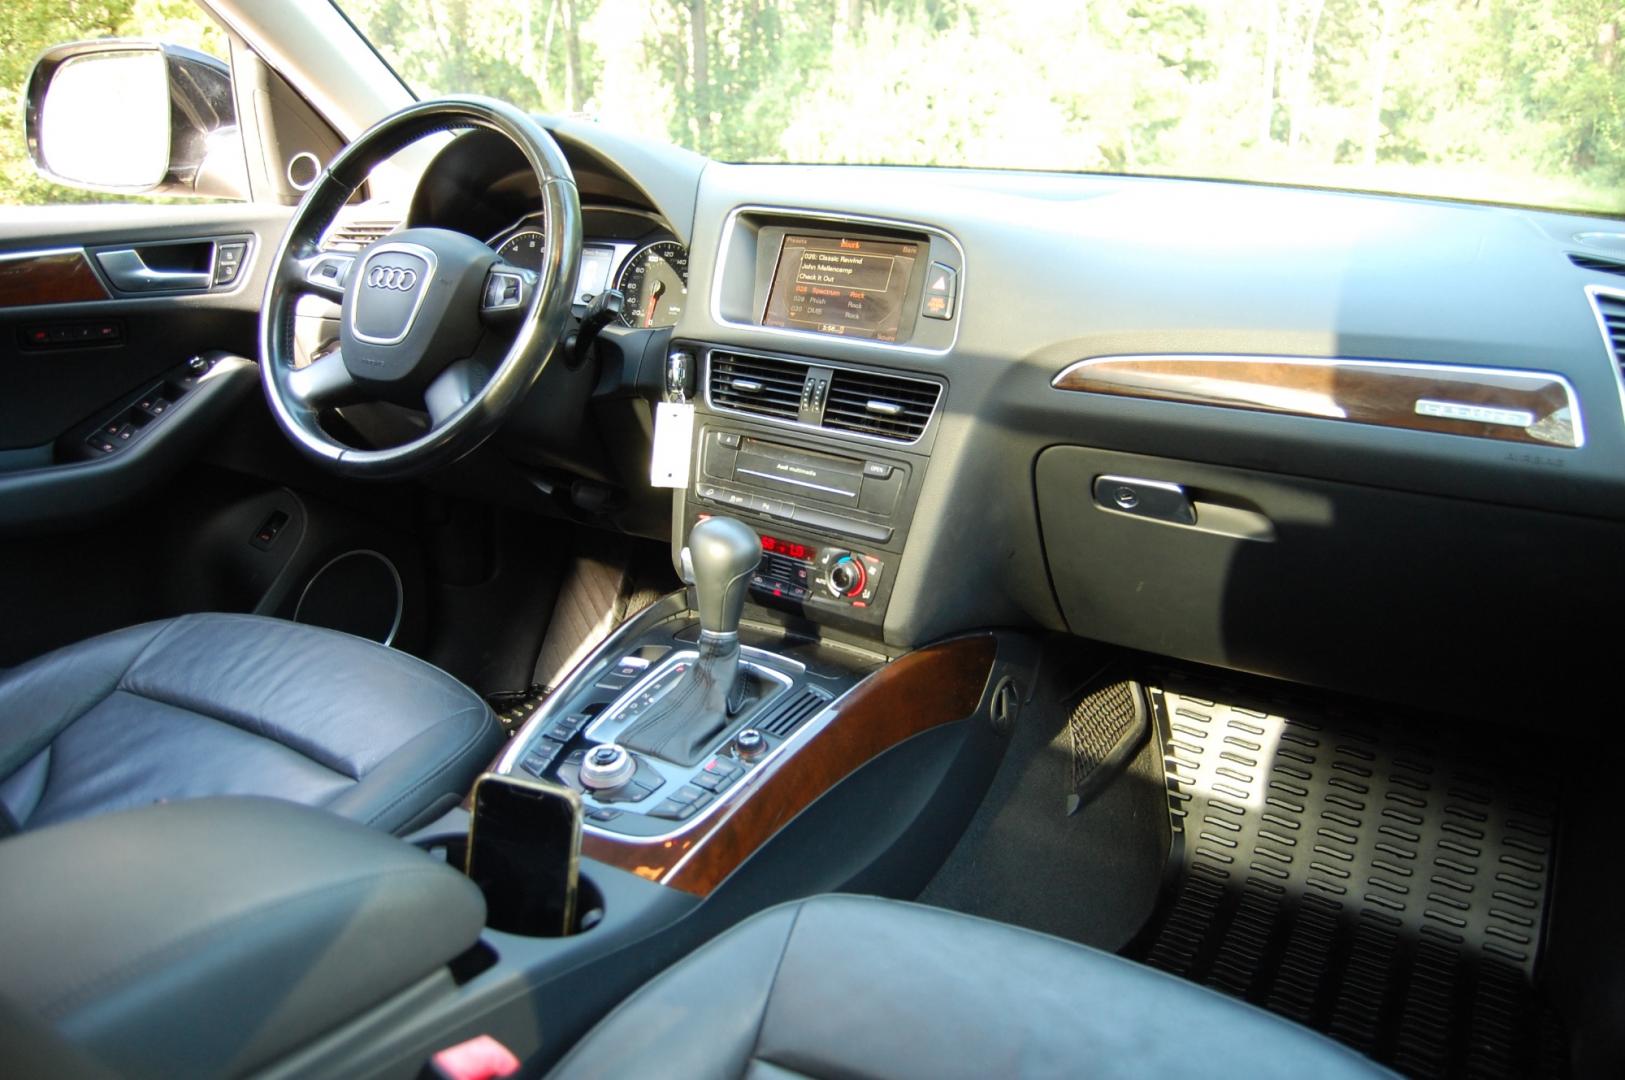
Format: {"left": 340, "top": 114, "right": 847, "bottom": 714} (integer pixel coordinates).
{"left": 366, "top": 265, "right": 418, "bottom": 291}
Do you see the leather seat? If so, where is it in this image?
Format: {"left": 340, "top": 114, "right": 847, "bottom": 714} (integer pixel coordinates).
{"left": 549, "top": 894, "right": 1392, "bottom": 1079}
{"left": 0, "top": 613, "right": 501, "bottom": 836}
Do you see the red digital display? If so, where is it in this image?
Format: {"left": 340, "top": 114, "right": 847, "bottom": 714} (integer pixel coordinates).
{"left": 760, "top": 534, "right": 813, "bottom": 561}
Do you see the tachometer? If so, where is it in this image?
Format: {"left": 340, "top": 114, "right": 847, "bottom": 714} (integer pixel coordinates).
{"left": 616, "top": 241, "right": 688, "bottom": 329}
{"left": 493, "top": 227, "right": 545, "bottom": 272}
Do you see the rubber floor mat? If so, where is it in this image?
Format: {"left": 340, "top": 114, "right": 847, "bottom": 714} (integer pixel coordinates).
{"left": 1133, "top": 682, "right": 1566, "bottom": 1078}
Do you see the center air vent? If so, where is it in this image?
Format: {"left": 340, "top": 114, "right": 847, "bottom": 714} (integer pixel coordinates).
{"left": 1593, "top": 290, "right": 1625, "bottom": 373}
{"left": 705, "top": 349, "right": 943, "bottom": 443}
{"left": 822, "top": 368, "right": 941, "bottom": 442}
{"left": 709, "top": 351, "right": 809, "bottom": 421}
{"left": 1570, "top": 253, "right": 1625, "bottom": 278}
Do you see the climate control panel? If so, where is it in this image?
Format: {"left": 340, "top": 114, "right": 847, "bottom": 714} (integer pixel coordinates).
{"left": 746, "top": 530, "right": 885, "bottom": 610}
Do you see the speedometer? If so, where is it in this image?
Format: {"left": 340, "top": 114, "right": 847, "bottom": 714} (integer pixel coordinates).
{"left": 616, "top": 241, "right": 688, "bottom": 329}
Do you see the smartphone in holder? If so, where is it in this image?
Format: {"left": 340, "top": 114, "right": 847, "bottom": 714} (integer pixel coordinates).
{"left": 466, "top": 772, "right": 583, "bottom": 937}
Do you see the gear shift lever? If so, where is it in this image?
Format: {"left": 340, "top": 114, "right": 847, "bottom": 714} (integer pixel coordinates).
{"left": 689, "top": 516, "right": 763, "bottom": 638}
{"left": 619, "top": 517, "right": 763, "bottom": 765}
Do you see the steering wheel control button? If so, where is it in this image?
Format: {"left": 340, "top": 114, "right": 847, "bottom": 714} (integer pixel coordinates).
{"left": 482, "top": 268, "right": 530, "bottom": 312}
{"left": 579, "top": 743, "right": 637, "bottom": 791}
{"left": 303, "top": 252, "right": 353, "bottom": 290}
{"left": 1092, "top": 475, "right": 1197, "bottom": 526}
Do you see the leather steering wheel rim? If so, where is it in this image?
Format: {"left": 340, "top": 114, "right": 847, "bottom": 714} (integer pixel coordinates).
{"left": 258, "top": 96, "right": 581, "bottom": 479}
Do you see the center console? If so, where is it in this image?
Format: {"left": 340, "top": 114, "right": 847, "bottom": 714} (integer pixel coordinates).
{"left": 677, "top": 208, "right": 962, "bottom": 637}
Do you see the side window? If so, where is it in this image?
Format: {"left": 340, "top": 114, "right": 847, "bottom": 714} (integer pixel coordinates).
{"left": 1, "top": 0, "right": 235, "bottom": 207}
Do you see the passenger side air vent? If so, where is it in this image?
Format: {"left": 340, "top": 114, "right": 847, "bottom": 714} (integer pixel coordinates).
{"left": 822, "top": 368, "right": 942, "bottom": 442}
{"left": 753, "top": 686, "right": 833, "bottom": 739}
{"left": 321, "top": 219, "right": 399, "bottom": 252}
{"left": 1570, "top": 253, "right": 1625, "bottom": 278}
{"left": 709, "top": 351, "right": 809, "bottom": 422}
{"left": 1593, "top": 291, "right": 1625, "bottom": 372}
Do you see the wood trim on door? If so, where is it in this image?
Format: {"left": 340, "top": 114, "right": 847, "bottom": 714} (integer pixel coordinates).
{"left": 0, "top": 249, "right": 110, "bottom": 307}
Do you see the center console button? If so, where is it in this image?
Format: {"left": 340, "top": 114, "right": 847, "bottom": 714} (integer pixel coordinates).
{"left": 647, "top": 798, "right": 688, "bottom": 820}
{"left": 862, "top": 461, "right": 893, "bottom": 479}
{"left": 922, "top": 262, "right": 957, "bottom": 320}
{"left": 734, "top": 729, "right": 768, "bottom": 762}
{"left": 546, "top": 714, "right": 590, "bottom": 742}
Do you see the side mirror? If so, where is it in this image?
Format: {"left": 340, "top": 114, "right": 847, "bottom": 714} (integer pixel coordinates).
{"left": 23, "top": 40, "right": 248, "bottom": 200}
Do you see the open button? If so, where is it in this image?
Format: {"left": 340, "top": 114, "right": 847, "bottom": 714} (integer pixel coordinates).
{"left": 1092, "top": 475, "right": 1196, "bottom": 526}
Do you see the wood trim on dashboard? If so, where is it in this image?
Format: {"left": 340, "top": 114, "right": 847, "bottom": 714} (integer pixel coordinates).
{"left": 1052, "top": 354, "right": 1582, "bottom": 448}
{"left": 0, "top": 249, "right": 110, "bottom": 307}
{"left": 583, "top": 634, "right": 997, "bottom": 896}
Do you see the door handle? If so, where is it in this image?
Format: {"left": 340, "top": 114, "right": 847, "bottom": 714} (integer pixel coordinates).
{"left": 94, "top": 248, "right": 213, "bottom": 292}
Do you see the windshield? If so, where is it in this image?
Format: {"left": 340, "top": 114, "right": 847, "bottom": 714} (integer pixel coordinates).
{"left": 340, "top": 1, "right": 1625, "bottom": 216}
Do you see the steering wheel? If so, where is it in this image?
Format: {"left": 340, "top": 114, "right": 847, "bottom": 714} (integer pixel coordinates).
{"left": 259, "top": 97, "right": 581, "bottom": 478}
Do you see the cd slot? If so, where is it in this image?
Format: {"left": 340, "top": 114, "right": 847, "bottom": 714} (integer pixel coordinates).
{"left": 733, "top": 437, "right": 863, "bottom": 508}
{"left": 699, "top": 427, "right": 908, "bottom": 534}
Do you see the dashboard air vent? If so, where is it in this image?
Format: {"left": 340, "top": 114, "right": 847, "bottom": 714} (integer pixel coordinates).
{"left": 1570, "top": 254, "right": 1625, "bottom": 278}
{"left": 822, "top": 368, "right": 942, "bottom": 442}
{"left": 709, "top": 351, "right": 809, "bottom": 422}
{"left": 321, "top": 219, "right": 399, "bottom": 252}
{"left": 1593, "top": 291, "right": 1625, "bottom": 372}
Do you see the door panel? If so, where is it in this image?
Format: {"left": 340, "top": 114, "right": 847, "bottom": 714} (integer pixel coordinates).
{"left": 0, "top": 203, "right": 290, "bottom": 519}
{"left": 0, "top": 202, "right": 295, "bottom": 661}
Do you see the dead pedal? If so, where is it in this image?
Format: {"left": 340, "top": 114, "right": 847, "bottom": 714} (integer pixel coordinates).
{"left": 1063, "top": 678, "right": 1150, "bottom": 815}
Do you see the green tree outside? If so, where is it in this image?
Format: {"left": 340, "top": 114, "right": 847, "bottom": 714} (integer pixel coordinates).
{"left": 4, "top": 0, "right": 1623, "bottom": 215}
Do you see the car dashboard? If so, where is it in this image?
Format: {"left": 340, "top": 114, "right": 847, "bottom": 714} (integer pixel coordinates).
{"left": 392, "top": 115, "right": 1625, "bottom": 721}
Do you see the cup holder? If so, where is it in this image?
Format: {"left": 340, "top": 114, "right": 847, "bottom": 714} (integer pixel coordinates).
{"left": 434, "top": 836, "right": 605, "bottom": 938}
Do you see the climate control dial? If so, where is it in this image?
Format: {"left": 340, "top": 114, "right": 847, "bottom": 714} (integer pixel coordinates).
{"left": 826, "top": 552, "right": 867, "bottom": 598}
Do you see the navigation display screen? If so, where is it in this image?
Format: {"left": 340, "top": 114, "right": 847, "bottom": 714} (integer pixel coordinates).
{"left": 762, "top": 234, "right": 920, "bottom": 341}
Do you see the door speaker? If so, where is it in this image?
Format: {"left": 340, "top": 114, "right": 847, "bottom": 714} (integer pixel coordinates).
{"left": 293, "top": 549, "right": 402, "bottom": 645}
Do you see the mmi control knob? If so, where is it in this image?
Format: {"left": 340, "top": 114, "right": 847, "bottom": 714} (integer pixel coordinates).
{"left": 826, "top": 553, "right": 867, "bottom": 598}
{"left": 579, "top": 744, "right": 636, "bottom": 791}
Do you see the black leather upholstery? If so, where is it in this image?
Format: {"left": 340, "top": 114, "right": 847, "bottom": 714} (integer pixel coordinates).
{"left": 0, "top": 613, "right": 500, "bottom": 835}
{"left": 0, "top": 797, "right": 486, "bottom": 1080}
{"left": 550, "top": 894, "right": 1393, "bottom": 1079}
